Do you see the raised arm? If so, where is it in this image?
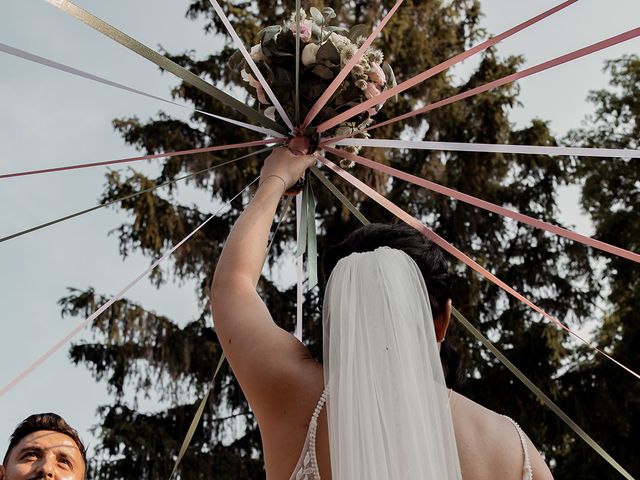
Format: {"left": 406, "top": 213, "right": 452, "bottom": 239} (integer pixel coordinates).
{"left": 210, "top": 146, "right": 316, "bottom": 419}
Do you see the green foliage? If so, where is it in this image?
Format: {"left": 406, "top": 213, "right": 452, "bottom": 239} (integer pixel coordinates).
{"left": 56, "top": 2, "right": 637, "bottom": 478}
{"left": 558, "top": 55, "right": 640, "bottom": 478}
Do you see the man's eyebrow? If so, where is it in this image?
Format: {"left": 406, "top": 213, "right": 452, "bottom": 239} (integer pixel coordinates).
{"left": 16, "top": 444, "right": 44, "bottom": 454}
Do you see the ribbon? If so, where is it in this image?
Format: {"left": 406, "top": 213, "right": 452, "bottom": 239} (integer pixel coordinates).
{"left": 208, "top": 0, "right": 294, "bottom": 132}
{"left": 317, "top": 155, "right": 640, "bottom": 382}
{"left": 294, "top": 0, "right": 301, "bottom": 125}
{"left": 45, "top": 0, "right": 286, "bottom": 134}
{"left": 452, "top": 307, "right": 634, "bottom": 480}
{"left": 365, "top": 26, "right": 640, "bottom": 133}
{"left": 325, "top": 146, "right": 640, "bottom": 264}
{"left": 302, "top": 0, "right": 404, "bottom": 129}
{"left": 313, "top": 167, "right": 633, "bottom": 479}
{"left": 295, "top": 176, "right": 319, "bottom": 288}
{"left": 315, "top": 0, "right": 577, "bottom": 133}
{"left": 0, "top": 147, "right": 276, "bottom": 244}
{"left": 168, "top": 353, "right": 226, "bottom": 480}
{"left": 0, "top": 178, "right": 259, "bottom": 400}
{"left": 295, "top": 193, "right": 304, "bottom": 340}
{"left": 0, "top": 42, "right": 281, "bottom": 138}
{"left": 0, "top": 138, "right": 282, "bottom": 179}
{"left": 328, "top": 137, "right": 640, "bottom": 159}
{"left": 310, "top": 165, "right": 370, "bottom": 226}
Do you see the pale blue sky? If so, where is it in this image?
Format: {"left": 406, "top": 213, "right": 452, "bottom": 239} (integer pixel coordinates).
{"left": 1, "top": 0, "right": 639, "bottom": 458}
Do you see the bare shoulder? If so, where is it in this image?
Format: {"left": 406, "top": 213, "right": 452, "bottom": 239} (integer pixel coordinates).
{"left": 450, "top": 392, "right": 554, "bottom": 480}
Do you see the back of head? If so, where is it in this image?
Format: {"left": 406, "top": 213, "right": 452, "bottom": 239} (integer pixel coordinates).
{"left": 323, "top": 223, "right": 462, "bottom": 387}
{"left": 3, "top": 413, "right": 86, "bottom": 468}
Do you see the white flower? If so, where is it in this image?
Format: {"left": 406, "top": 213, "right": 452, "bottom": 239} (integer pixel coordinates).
{"left": 250, "top": 44, "right": 264, "bottom": 62}
{"left": 301, "top": 43, "right": 320, "bottom": 66}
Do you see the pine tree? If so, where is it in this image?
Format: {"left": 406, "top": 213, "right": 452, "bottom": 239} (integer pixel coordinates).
{"left": 556, "top": 55, "right": 640, "bottom": 479}
{"left": 57, "top": 1, "right": 615, "bottom": 477}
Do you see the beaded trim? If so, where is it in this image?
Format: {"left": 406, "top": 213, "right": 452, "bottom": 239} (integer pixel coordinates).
{"left": 307, "top": 387, "right": 329, "bottom": 478}
{"left": 501, "top": 415, "right": 533, "bottom": 480}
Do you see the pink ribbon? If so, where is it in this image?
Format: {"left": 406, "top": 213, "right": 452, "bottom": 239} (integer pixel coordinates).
{"left": 325, "top": 146, "right": 640, "bottom": 264}
{"left": 318, "top": 155, "right": 640, "bottom": 382}
{"left": 301, "top": 0, "right": 404, "bottom": 129}
{"left": 315, "top": 0, "right": 577, "bottom": 133}
{"left": 366, "top": 26, "right": 640, "bottom": 133}
{"left": 1, "top": 139, "right": 283, "bottom": 179}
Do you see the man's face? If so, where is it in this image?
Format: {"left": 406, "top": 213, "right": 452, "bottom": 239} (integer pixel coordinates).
{"left": 0, "top": 430, "right": 85, "bottom": 480}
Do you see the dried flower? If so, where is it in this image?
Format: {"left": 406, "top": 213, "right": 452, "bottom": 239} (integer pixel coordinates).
{"left": 330, "top": 32, "right": 351, "bottom": 50}
{"left": 301, "top": 43, "right": 320, "bottom": 66}
{"left": 264, "top": 106, "right": 276, "bottom": 120}
{"left": 367, "top": 62, "right": 386, "bottom": 86}
{"left": 364, "top": 82, "right": 381, "bottom": 99}
{"left": 250, "top": 44, "right": 264, "bottom": 62}
{"left": 241, "top": 69, "right": 269, "bottom": 104}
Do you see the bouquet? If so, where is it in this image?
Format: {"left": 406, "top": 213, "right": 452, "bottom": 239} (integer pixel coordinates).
{"left": 228, "top": 7, "right": 396, "bottom": 164}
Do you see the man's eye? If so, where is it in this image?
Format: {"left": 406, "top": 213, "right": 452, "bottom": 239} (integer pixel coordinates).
{"left": 22, "top": 450, "right": 39, "bottom": 459}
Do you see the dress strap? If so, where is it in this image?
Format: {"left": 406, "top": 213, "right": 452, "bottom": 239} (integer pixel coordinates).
{"left": 501, "top": 415, "right": 533, "bottom": 480}
{"left": 308, "top": 387, "right": 329, "bottom": 478}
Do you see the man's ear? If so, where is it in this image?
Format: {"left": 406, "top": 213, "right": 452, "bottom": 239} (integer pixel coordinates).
{"left": 434, "top": 299, "right": 452, "bottom": 342}
{"left": 0, "top": 463, "right": 6, "bottom": 480}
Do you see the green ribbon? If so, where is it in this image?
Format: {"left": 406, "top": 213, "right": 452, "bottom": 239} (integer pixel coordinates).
{"left": 311, "top": 165, "right": 370, "bottom": 225}
{"left": 317, "top": 165, "right": 633, "bottom": 479}
{"left": 295, "top": 176, "right": 318, "bottom": 288}
{"left": 451, "top": 307, "right": 635, "bottom": 480}
{"left": 169, "top": 353, "right": 226, "bottom": 480}
{"left": 46, "top": 0, "right": 286, "bottom": 134}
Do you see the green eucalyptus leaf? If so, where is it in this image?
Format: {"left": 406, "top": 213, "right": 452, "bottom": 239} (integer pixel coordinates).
{"left": 262, "top": 28, "right": 279, "bottom": 45}
{"left": 382, "top": 62, "right": 397, "bottom": 91}
{"left": 310, "top": 7, "right": 324, "bottom": 25}
{"left": 258, "top": 25, "right": 281, "bottom": 38}
{"left": 322, "top": 7, "right": 337, "bottom": 20}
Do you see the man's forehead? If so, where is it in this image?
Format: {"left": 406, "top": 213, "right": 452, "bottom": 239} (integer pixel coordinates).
{"left": 14, "top": 430, "right": 80, "bottom": 453}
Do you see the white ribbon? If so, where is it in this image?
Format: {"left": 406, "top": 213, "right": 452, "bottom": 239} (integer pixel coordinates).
{"left": 330, "top": 138, "right": 640, "bottom": 159}
{"left": 0, "top": 42, "right": 280, "bottom": 138}
{"left": 208, "top": 0, "right": 294, "bottom": 132}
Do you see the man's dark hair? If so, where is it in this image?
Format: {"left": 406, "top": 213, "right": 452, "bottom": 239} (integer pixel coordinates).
{"left": 323, "top": 223, "right": 463, "bottom": 388}
{"left": 3, "top": 413, "right": 87, "bottom": 468}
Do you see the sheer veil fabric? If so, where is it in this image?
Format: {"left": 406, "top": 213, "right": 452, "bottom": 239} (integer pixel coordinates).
{"left": 323, "top": 247, "right": 462, "bottom": 479}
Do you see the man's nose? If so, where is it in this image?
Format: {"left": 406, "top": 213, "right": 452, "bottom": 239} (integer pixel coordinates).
{"left": 35, "top": 454, "right": 56, "bottom": 477}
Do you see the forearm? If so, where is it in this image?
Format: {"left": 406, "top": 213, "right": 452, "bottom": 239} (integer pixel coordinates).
{"left": 212, "top": 176, "right": 285, "bottom": 292}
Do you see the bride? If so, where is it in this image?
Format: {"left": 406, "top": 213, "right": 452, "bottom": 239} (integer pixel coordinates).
{"left": 210, "top": 146, "right": 554, "bottom": 479}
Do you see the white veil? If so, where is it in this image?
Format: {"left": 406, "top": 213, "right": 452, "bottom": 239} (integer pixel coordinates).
{"left": 323, "top": 247, "right": 462, "bottom": 479}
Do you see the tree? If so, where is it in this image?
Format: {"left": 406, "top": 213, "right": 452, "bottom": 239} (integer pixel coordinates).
{"left": 58, "top": 1, "right": 614, "bottom": 478}
{"left": 556, "top": 55, "right": 640, "bottom": 479}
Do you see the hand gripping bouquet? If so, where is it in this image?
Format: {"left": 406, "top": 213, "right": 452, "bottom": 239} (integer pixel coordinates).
{"left": 228, "top": 7, "right": 396, "bottom": 167}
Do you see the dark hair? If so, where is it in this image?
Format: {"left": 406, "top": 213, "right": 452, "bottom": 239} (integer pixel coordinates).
{"left": 323, "top": 223, "right": 463, "bottom": 388}
{"left": 3, "top": 413, "right": 87, "bottom": 469}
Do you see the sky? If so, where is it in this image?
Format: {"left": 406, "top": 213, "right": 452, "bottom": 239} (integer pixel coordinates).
{"left": 1, "top": 0, "right": 639, "bottom": 461}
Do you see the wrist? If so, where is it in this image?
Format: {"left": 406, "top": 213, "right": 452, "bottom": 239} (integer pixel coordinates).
{"left": 258, "top": 174, "right": 287, "bottom": 195}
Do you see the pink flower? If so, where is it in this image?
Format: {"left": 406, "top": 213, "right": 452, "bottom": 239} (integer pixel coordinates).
{"left": 367, "top": 62, "right": 386, "bottom": 86}
{"left": 364, "top": 82, "right": 381, "bottom": 100}
{"left": 290, "top": 19, "right": 313, "bottom": 43}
